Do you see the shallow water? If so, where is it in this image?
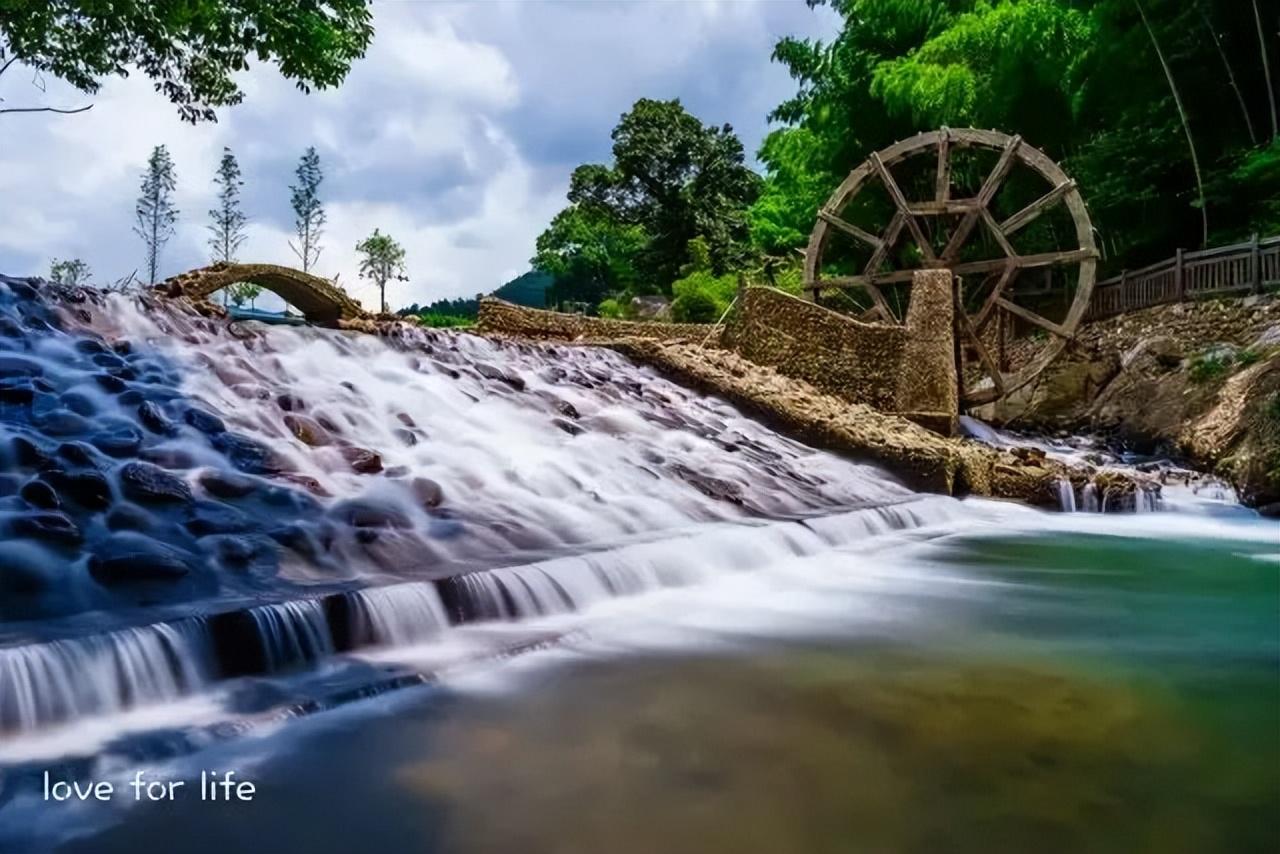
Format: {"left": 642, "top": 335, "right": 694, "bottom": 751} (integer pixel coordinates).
{"left": 2, "top": 504, "right": 1275, "bottom": 854}
{"left": 0, "top": 280, "right": 1276, "bottom": 852}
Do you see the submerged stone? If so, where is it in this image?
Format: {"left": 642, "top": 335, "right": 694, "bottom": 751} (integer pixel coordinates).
{"left": 119, "top": 460, "right": 193, "bottom": 504}
{"left": 89, "top": 533, "right": 194, "bottom": 584}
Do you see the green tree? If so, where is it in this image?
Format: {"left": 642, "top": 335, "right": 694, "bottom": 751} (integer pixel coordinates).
{"left": 48, "top": 257, "right": 90, "bottom": 286}
{"left": 356, "top": 228, "right": 407, "bottom": 313}
{"left": 540, "top": 98, "right": 762, "bottom": 298}
{"left": 228, "top": 282, "right": 261, "bottom": 309}
{"left": 134, "top": 145, "right": 178, "bottom": 285}
{"left": 532, "top": 206, "right": 648, "bottom": 308}
{"left": 289, "top": 147, "right": 325, "bottom": 274}
{"left": 208, "top": 147, "right": 248, "bottom": 265}
{"left": 0, "top": 1, "right": 373, "bottom": 122}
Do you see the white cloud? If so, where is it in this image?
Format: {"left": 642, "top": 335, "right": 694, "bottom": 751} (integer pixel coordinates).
{"left": 0, "top": 0, "right": 837, "bottom": 304}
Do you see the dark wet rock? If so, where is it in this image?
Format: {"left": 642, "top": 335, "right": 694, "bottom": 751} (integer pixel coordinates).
{"left": 137, "top": 400, "right": 177, "bottom": 435}
{"left": 475, "top": 362, "right": 526, "bottom": 390}
{"left": 0, "top": 541, "right": 64, "bottom": 593}
{"left": 43, "top": 469, "right": 112, "bottom": 509}
{"left": 383, "top": 465, "right": 409, "bottom": 478}
{"left": 207, "top": 535, "right": 259, "bottom": 566}
{"left": 10, "top": 511, "right": 82, "bottom": 544}
{"left": 89, "top": 533, "right": 193, "bottom": 584}
{"left": 184, "top": 500, "right": 254, "bottom": 535}
{"left": 213, "top": 431, "right": 290, "bottom": 475}
{"left": 138, "top": 446, "right": 198, "bottom": 469}
{"left": 393, "top": 428, "right": 418, "bottom": 446}
{"left": 0, "top": 377, "right": 35, "bottom": 403}
{"left": 117, "top": 388, "right": 144, "bottom": 406}
{"left": 553, "top": 417, "right": 584, "bottom": 436}
{"left": 19, "top": 478, "right": 59, "bottom": 509}
{"left": 330, "top": 498, "right": 411, "bottom": 529}
{"left": 0, "top": 354, "right": 42, "bottom": 377}
{"left": 339, "top": 445, "right": 382, "bottom": 474}
{"left": 410, "top": 477, "right": 444, "bottom": 508}
{"left": 277, "top": 393, "right": 306, "bottom": 412}
{"left": 269, "top": 524, "right": 324, "bottom": 560}
{"left": 10, "top": 435, "right": 53, "bottom": 468}
{"left": 276, "top": 472, "right": 331, "bottom": 497}
{"left": 184, "top": 407, "right": 226, "bottom": 434}
{"left": 105, "top": 503, "right": 155, "bottom": 531}
{"left": 91, "top": 425, "right": 143, "bottom": 457}
{"left": 56, "top": 441, "right": 98, "bottom": 466}
{"left": 91, "top": 352, "right": 126, "bottom": 371}
{"left": 74, "top": 338, "right": 107, "bottom": 355}
{"left": 199, "top": 469, "right": 259, "bottom": 499}
{"left": 119, "top": 460, "right": 193, "bottom": 504}
{"left": 36, "top": 408, "right": 92, "bottom": 436}
{"left": 58, "top": 391, "right": 97, "bottom": 416}
{"left": 283, "top": 413, "right": 332, "bottom": 446}
{"left": 92, "top": 372, "right": 127, "bottom": 393}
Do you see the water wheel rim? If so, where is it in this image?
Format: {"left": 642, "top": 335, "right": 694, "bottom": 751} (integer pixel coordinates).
{"left": 803, "top": 128, "right": 1097, "bottom": 409}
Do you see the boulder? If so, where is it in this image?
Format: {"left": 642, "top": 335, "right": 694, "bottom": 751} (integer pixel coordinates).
{"left": 119, "top": 461, "right": 193, "bottom": 504}
{"left": 88, "top": 533, "right": 194, "bottom": 584}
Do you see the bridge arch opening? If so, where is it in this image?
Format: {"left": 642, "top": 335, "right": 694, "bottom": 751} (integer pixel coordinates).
{"left": 159, "top": 263, "right": 366, "bottom": 325}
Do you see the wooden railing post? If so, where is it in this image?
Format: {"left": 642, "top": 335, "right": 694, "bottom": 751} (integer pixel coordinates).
{"left": 1175, "top": 247, "right": 1185, "bottom": 301}
{"left": 1251, "top": 233, "right": 1261, "bottom": 293}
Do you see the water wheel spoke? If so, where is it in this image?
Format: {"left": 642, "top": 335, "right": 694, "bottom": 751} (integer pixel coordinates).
{"left": 935, "top": 127, "right": 951, "bottom": 203}
{"left": 828, "top": 268, "right": 918, "bottom": 288}
{"left": 976, "top": 134, "right": 1022, "bottom": 207}
{"left": 980, "top": 208, "right": 1017, "bottom": 258}
{"left": 974, "top": 264, "right": 1018, "bottom": 332}
{"left": 957, "top": 301, "right": 1005, "bottom": 394}
{"left": 994, "top": 296, "right": 1070, "bottom": 338}
{"left": 951, "top": 248, "right": 1094, "bottom": 277}
{"left": 870, "top": 152, "right": 937, "bottom": 265}
{"left": 1000, "top": 180, "right": 1075, "bottom": 235}
{"left": 817, "top": 209, "right": 883, "bottom": 250}
{"left": 862, "top": 211, "right": 905, "bottom": 276}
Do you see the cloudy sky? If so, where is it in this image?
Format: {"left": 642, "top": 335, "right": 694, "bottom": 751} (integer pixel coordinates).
{"left": 0, "top": 0, "right": 836, "bottom": 312}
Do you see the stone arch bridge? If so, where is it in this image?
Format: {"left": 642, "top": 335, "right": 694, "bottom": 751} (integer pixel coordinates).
{"left": 158, "top": 263, "right": 366, "bottom": 324}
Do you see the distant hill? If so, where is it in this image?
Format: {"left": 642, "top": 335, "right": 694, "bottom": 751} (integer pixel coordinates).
{"left": 491, "top": 270, "right": 551, "bottom": 308}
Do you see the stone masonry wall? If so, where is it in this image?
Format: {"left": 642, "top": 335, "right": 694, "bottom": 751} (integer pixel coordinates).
{"left": 477, "top": 298, "right": 720, "bottom": 345}
{"left": 723, "top": 287, "right": 908, "bottom": 413}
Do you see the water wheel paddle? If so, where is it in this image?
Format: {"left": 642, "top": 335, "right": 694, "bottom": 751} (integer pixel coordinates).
{"left": 803, "top": 128, "right": 1098, "bottom": 408}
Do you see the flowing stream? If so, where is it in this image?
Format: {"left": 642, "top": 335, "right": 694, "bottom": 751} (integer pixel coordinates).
{"left": 0, "top": 278, "right": 1275, "bottom": 853}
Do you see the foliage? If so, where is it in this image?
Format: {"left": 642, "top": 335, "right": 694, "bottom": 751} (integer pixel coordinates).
{"left": 0, "top": 1, "right": 374, "bottom": 122}
{"left": 398, "top": 297, "right": 479, "bottom": 320}
{"left": 759, "top": 0, "right": 1280, "bottom": 270}
{"left": 669, "top": 239, "right": 738, "bottom": 322}
{"left": 133, "top": 145, "right": 178, "bottom": 285}
{"left": 48, "top": 257, "right": 90, "bottom": 286}
{"left": 356, "top": 228, "right": 407, "bottom": 313}
{"left": 228, "top": 282, "right": 261, "bottom": 309}
{"left": 208, "top": 147, "right": 247, "bottom": 264}
{"left": 533, "top": 205, "right": 648, "bottom": 308}
{"left": 1188, "top": 347, "right": 1236, "bottom": 383}
{"left": 596, "top": 298, "right": 626, "bottom": 319}
{"left": 415, "top": 313, "right": 473, "bottom": 329}
{"left": 492, "top": 270, "right": 552, "bottom": 308}
{"left": 536, "top": 97, "right": 761, "bottom": 304}
{"left": 289, "top": 147, "right": 325, "bottom": 274}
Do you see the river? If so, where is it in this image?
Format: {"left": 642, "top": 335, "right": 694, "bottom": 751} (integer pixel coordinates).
{"left": 0, "top": 279, "right": 1276, "bottom": 852}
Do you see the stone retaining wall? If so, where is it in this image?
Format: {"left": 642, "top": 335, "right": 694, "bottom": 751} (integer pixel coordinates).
{"left": 723, "top": 287, "right": 908, "bottom": 413}
{"left": 477, "top": 298, "right": 719, "bottom": 344}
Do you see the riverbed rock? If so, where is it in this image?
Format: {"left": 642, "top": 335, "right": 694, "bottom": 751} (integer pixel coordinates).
{"left": 119, "top": 460, "right": 193, "bottom": 504}
{"left": 10, "top": 511, "right": 82, "bottom": 544}
{"left": 19, "top": 478, "right": 59, "bottom": 509}
{"left": 283, "top": 413, "right": 333, "bottom": 446}
{"left": 137, "top": 400, "right": 177, "bottom": 435}
{"left": 340, "top": 446, "right": 383, "bottom": 474}
{"left": 88, "top": 533, "right": 193, "bottom": 584}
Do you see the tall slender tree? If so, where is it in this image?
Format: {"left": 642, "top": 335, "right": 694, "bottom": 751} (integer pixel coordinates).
{"left": 134, "top": 145, "right": 178, "bottom": 285}
{"left": 289, "top": 147, "right": 325, "bottom": 273}
{"left": 356, "top": 229, "right": 407, "bottom": 313}
{"left": 208, "top": 147, "right": 248, "bottom": 264}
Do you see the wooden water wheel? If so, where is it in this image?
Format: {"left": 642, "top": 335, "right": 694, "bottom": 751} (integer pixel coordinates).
{"left": 803, "top": 128, "right": 1098, "bottom": 407}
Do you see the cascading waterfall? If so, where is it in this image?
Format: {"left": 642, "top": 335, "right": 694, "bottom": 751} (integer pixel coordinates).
{"left": 0, "top": 620, "right": 211, "bottom": 733}
{"left": 348, "top": 583, "right": 450, "bottom": 646}
{"left": 1082, "top": 482, "right": 1100, "bottom": 512}
{"left": 248, "top": 600, "right": 335, "bottom": 671}
{"left": 1055, "top": 479, "right": 1077, "bottom": 513}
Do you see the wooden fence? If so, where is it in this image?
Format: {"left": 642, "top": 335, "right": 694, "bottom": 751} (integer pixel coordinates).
{"left": 1085, "top": 234, "right": 1280, "bottom": 321}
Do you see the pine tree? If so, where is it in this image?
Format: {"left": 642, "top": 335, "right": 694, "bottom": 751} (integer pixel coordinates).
{"left": 208, "top": 147, "right": 247, "bottom": 264}
{"left": 289, "top": 147, "right": 325, "bottom": 273}
{"left": 134, "top": 145, "right": 178, "bottom": 285}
